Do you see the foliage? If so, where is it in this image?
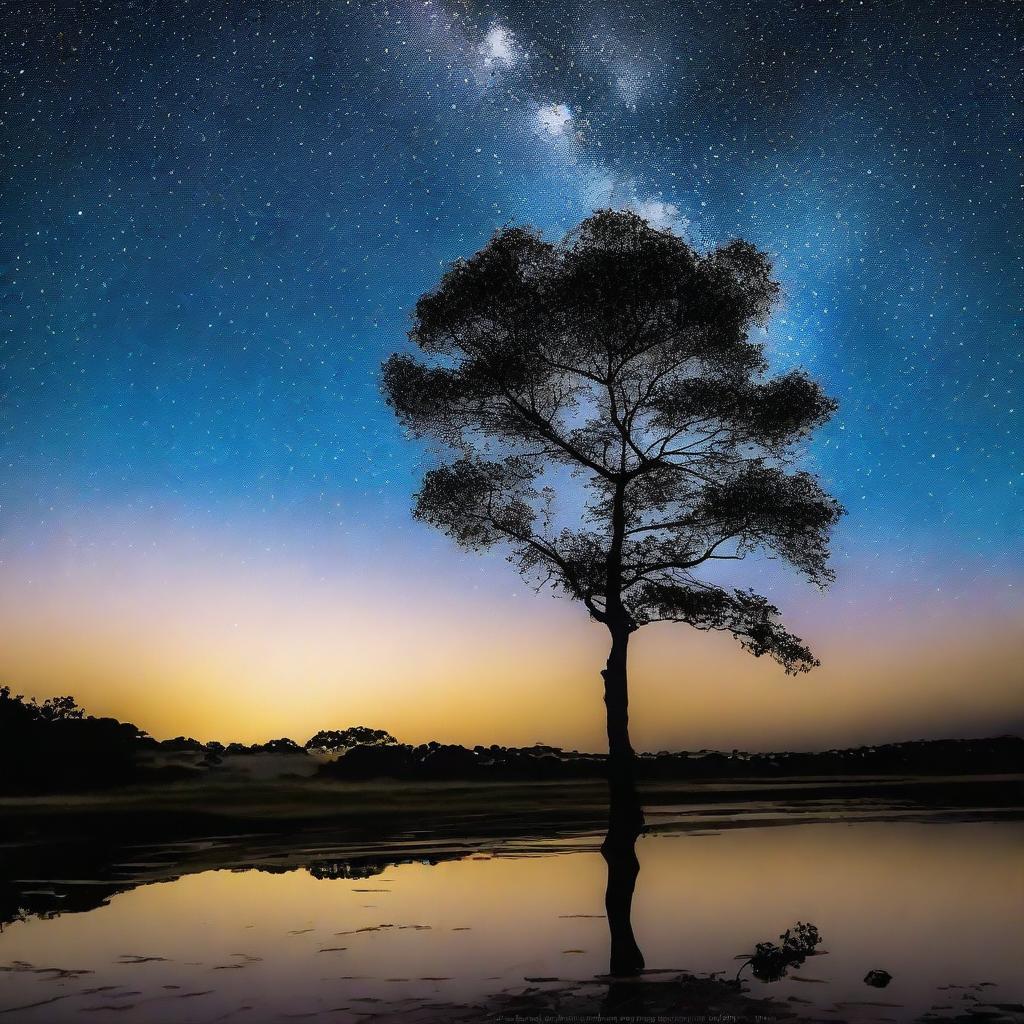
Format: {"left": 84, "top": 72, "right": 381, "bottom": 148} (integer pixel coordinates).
{"left": 0, "top": 686, "right": 147, "bottom": 793}
{"left": 0, "top": 686, "right": 84, "bottom": 724}
{"left": 383, "top": 210, "right": 842, "bottom": 670}
{"left": 254, "top": 737, "right": 304, "bottom": 753}
{"left": 159, "top": 736, "right": 208, "bottom": 751}
{"left": 317, "top": 740, "right": 607, "bottom": 781}
{"left": 737, "top": 922, "right": 822, "bottom": 982}
{"left": 305, "top": 727, "right": 398, "bottom": 754}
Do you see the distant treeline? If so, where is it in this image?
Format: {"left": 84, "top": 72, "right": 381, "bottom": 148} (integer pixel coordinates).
{"left": 1, "top": 687, "right": 1021, "bottom": 793}
{"left": 317, "top": 736, "right": 1024, "bottom": 782}
{"left": 1, "top": 687, "right": 145, "bottom": 792}
{"left": 156, "top": 726, "right": 399, "bottom": 757}
{"left": 0, "top": 689, "right": 400, "bottom": 792}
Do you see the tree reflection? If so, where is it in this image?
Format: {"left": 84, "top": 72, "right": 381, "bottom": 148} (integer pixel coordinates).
{"left": 601, "top": 792, "right": 645, "bottom": 977}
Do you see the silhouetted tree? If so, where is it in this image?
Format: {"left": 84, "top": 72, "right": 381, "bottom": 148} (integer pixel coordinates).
{"left": 0, "top": 687, "right": 83, "bottom": 724}
{"left": 0, "top": 687, "right": 145, "bottom": 792}
{"left": 305, "top": 726, "right": 398, "bottom": 754}
{"left": 383, "top": 210, "right": 842, "bottom": 814}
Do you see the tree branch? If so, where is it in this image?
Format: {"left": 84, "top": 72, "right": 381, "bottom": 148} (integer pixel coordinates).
{"left": 621, "top": 537, "right": 740, "bottom": 589}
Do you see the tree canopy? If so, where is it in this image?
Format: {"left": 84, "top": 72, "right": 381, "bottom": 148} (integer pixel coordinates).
{"left": 383, "top": 210, "right": 843, "bottom": 672}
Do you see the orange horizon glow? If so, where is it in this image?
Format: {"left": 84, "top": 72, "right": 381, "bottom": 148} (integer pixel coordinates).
{"left": 1, "top": 518, "right": 1020, "bottom": 753}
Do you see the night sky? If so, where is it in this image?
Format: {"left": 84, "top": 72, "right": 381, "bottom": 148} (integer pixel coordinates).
{"left": 1, "top": 1, "right": 1021, "bottom": 749}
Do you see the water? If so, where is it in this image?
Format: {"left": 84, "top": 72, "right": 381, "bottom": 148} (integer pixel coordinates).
{"left": 2, "top": 820, "right": 1021, "bottom": 1022}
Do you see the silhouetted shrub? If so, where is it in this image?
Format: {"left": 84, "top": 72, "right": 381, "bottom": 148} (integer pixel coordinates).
{"left": 418, "top": 743, "right": 480, "bottom": 778}
{"left": 737, "top": 922, "right": 822, "bottom": 983}
{"left": 326, "top": 743, "right": 417, "bottom": 779}
{"left": 160, "top": 736, "right": 207, "bottom": 751}
{"left": 254, "top": 737, "right": 304, "bottom": 754}
{"left": 305, "top": 727, "right": 397, "bottom": 754}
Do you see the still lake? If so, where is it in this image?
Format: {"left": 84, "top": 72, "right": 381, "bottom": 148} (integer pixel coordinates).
{"left": 2, "top": 812, "right": 1021, "bottom": 1022}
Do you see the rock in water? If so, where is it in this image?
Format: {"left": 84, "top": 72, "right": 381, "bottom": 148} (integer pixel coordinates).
{"left": 864, "top": 969, "right": 892, "bottom": 988}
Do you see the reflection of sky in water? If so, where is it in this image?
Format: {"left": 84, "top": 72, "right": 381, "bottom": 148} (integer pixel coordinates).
{"left": 2, "top": 822, "right": 1021, "bottom": 1022}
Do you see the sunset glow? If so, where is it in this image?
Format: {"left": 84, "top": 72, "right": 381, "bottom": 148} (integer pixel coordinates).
{"left": 1, "top": 515, "right": 1019, "bottom": 749}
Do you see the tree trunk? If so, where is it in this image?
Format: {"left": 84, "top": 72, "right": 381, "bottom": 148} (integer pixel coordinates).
{"left": 601, "top": 625, "right": 643, "bottom": 827}
{"left": 601, "top": 624, "right": 645, "bottom": 974}
{"left": 600, "top": 477, "right": 645, "bottom": 975}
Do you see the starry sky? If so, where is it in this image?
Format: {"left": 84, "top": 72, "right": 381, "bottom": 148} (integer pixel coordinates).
{"left": 1, "top": 0, "right": 1021, "bottom": 750}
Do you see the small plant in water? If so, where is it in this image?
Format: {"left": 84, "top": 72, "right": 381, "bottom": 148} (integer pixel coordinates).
{"left": 735, "top": 921, "right": 822, "bottom": 983}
